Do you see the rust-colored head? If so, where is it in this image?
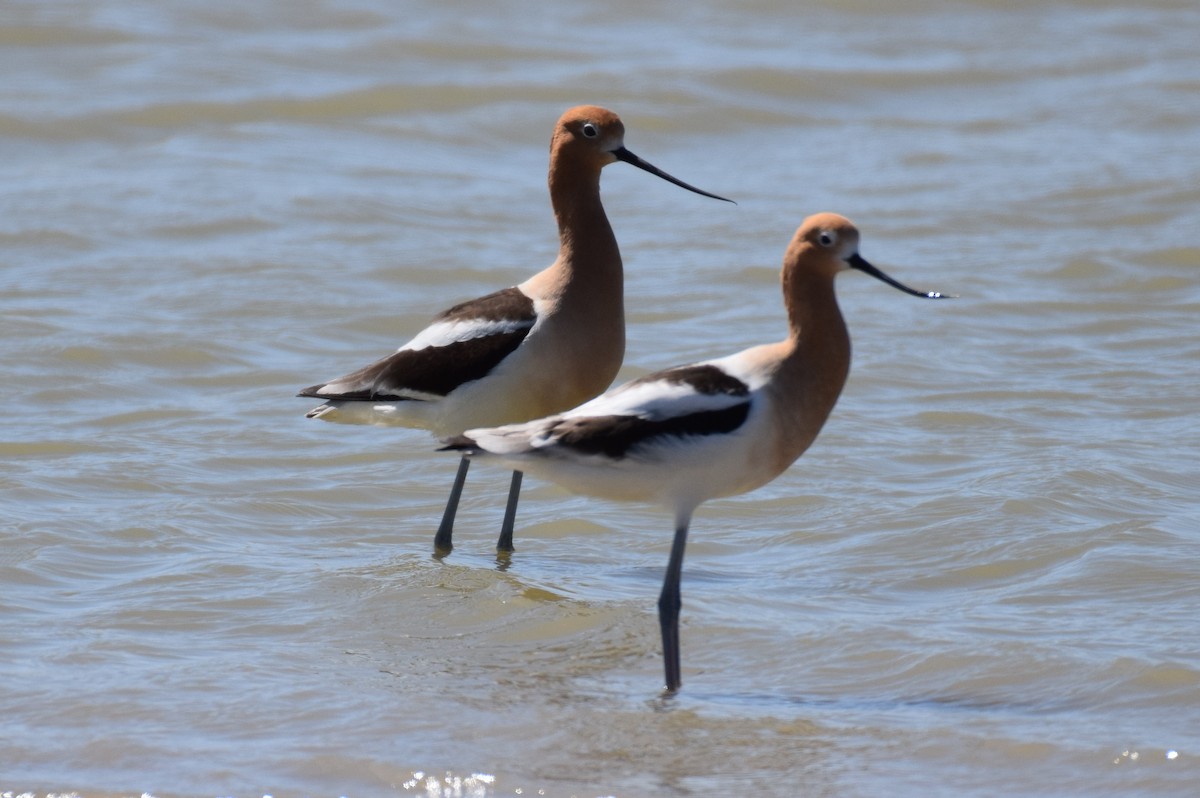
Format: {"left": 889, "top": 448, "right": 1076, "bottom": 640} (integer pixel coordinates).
{"left": 551, "top": 105, "right": 627, "bottom": 166}
{"left": 549, "top": 105, "right": 732, "bottom": 202}
{"left": 785, "top": 213, "right": 951, "bottom": 298}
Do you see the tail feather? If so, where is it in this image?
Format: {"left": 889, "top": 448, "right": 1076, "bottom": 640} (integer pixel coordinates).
{"left": 305, "top": 404, "right": 333, "bottom": 420}
{"left": 439, "top": 434, "right": 478, "bottom": 453}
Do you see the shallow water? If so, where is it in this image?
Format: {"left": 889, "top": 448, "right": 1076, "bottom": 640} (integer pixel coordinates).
{"left": 2, "top": 1, "right": 1199, "bottom": 796}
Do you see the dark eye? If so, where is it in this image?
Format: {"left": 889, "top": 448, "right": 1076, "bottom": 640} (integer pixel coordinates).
{"left": 818, "top": 231, "right": 836, "bottom": 247}
{"left": 581, "top": 122, "right": 599, "bottom": 139}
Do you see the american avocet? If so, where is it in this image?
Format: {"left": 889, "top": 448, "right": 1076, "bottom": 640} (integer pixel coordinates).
{"left": 441, "top": 213, "right": 951, "bottom": 691}
{"left": 299, "top": 105, "right": 731, "bottom": 554}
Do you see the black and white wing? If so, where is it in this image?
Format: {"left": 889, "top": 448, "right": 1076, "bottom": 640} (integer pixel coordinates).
{"left": 299, "top": 286, "right": 537, "bottom": 403}
{"left": 449, "top": 361, "right": 756, "bottom": 461}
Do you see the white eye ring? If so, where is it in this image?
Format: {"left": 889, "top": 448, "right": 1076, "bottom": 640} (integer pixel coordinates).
{"left": 818, "top": 231, "right": 837, "bottom": 247}
{"left": 581, "top": 122, "right": 599, "bottom": 138}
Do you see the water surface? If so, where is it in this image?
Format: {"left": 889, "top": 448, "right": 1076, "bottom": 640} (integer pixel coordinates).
{"left": 2, "top": 1, "right": 1199, "bottom": 796}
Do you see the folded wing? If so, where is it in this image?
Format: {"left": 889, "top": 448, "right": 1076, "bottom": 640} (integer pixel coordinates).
{"left": 299, "top": 286, "right": 538, "bottom": 402}
{"left": 455, "top": 362, "right": 755, "bottom": 461}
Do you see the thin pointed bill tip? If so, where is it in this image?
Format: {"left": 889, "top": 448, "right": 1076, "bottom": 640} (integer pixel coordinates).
{"left": 848, "top": 253, "right": 956, "bottom": 299}
{"left": 612, "top": 147, "right": 734, "bottom": 204}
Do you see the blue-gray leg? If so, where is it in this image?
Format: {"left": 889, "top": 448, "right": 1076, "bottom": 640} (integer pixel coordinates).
{"left": 496, "top": 470, "right": 523, "bottom": 552}
{"left": 433, "top": 456, "right": 470, "bottom": 553}
{"left": 658, "top": 521, "right": 690, "bottom": 693}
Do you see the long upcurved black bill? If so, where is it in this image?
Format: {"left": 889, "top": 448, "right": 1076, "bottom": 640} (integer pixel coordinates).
{"left": 848, "top": 253, "right": 954, "bottom": 299}
{"left": 612, "top": 146, "right": 734, "bottom": 203}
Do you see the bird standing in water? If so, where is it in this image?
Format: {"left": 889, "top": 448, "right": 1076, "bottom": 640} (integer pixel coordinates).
{"left": 299, "top": 105, "right": 731, "bottom": 553}
{"left": 442, "top": 213, "right": 952, "bottom": 691}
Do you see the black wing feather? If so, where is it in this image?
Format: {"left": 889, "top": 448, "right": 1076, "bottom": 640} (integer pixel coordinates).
{"left": 299, "top": 287, "right": 536, "bottom": 401}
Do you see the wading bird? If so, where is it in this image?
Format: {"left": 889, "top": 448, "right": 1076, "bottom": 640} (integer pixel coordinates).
{"left": 441, "top": 213, "right": 951, "bottom": 691}
{"left": 300, "top": 105, "right": 731, "bottom": 553}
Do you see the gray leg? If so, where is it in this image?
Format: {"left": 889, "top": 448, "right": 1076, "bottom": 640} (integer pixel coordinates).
{"left": 658, "top": 521, "right": 690, "bottom": 693}
{"left": 496, "top": 470, "right": 523, "bottom": 552}
{"left": 433, "top": 456, "right": 470, "bottom": 553}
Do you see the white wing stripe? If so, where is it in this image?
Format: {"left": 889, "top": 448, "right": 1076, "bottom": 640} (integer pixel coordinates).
{"left": 566, "top": 375, "right": 750, "bottom": 421}
{"left": 399, "top": 319, "right": 534, "bottom": 352}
